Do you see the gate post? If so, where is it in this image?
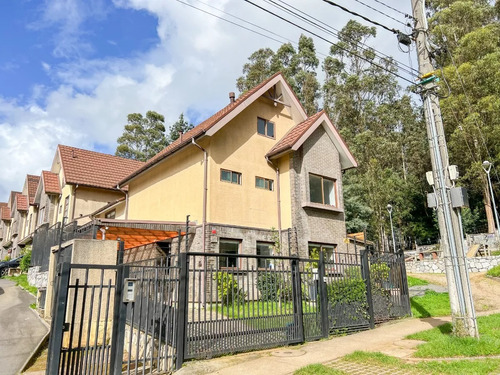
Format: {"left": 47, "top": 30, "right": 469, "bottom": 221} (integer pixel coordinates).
{"left": 398, "top": 249, "right": 412, "bottom": 315}
{"left": 46, "top": 262, "right": 71, "bottom": 375}
{"left": 360, "top": 250, "right": 375, "bottom": 329}
{"left": 317, "top": 251, "right": 329, "bottom": 338}
{"left": 291, "top": 258, "right": 305, "bottom": 342}
{"left": 176, "top": 252, "right": 189, "bottom": 370}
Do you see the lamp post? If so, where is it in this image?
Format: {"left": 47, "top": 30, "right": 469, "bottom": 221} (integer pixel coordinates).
{"left": 387, "top": 204, "right": 397, "bottom": 253}
{"left": 482, "top": 161, "right": 500, "bottom": 236}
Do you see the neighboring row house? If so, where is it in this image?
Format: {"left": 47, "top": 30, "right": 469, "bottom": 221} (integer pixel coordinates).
{"left": 1, "top": 73, "right": 357, "bottom": 267}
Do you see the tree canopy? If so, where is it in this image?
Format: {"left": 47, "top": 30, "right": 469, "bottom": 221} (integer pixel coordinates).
{"left": 168, "top": 113, "right": 194, "bottom": 144}
{"left": 115, "top": 111, "right": 167, "bottom": 162}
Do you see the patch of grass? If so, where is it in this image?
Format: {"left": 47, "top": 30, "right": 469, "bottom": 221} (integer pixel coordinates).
{"left": 342, "top": 351, "right": 500, "bottom": 374}
{"left": 294, "top": 364, "right": 346, "bottom": 375}
{"left": 407, "top": 313, "right": 500, "bottom": 358}
{"left": 487, "top": 264, "right": 500, "bottom": 277}
{"left": 491, "top": 250, "right": 500, "bottom": 256}
{"left": 5, "top": 274, "right": 37, "bottom": 296}
{"left": 407, "top": 276, "right": 429, "bottom": 287}
{"left": 410, "top": 290, "right": 450, "bottom": 318}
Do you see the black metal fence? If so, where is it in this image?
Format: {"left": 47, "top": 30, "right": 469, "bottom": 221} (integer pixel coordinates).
{"left": 47, "top": 249, "right": 410, "bottom": 374}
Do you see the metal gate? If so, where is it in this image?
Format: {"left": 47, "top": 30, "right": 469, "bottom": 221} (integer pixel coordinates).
{"left": 46, "top": 254, "right": 180, "bottom": 374}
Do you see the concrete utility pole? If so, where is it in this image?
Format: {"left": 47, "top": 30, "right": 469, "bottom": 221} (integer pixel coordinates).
{"left": 411, "top": 0, "right": 478, "bottom": 337}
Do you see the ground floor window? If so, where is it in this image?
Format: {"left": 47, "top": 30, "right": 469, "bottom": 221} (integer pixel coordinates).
{"left": 308, "top": 243, "right": 336, "bottom": 262}
{"left": 219, "top": 239, "right": 241, "bottom": 268}
{"left": 256, "top": 241, "right": 274, "bottom": 269}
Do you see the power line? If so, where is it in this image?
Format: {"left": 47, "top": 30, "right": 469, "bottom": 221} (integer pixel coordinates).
{"left": 266, "top": 0, "right": 419, "bottom": 77}
{"left": 322, "top": 0, "right": 400, "bottom": 35}
{"left": 350, "top": 0, "right": 411, "bottom": 27}
{"left": 370, "top": 0, "right": 415, "bottom": 20}
{"left": 243, "top": 0, "right": 416, "bottom": 84}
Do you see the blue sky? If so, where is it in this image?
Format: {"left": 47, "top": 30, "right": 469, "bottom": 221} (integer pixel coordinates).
{"left": 0, "top": 0, "right": 415, "bottom": 201}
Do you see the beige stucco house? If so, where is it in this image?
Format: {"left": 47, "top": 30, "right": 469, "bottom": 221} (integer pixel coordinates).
{"left": 106, "top": 73, "right": 357, "bottom": 260}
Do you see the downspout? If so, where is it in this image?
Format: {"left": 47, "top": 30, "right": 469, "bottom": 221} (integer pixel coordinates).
{"left": 191, "top": 138, "right": 208, "bottom": 252}
{"left": 116, "top": 185, "right": 129, "bottom": 220}
{"left": 266, "top": 156, "right": 282, "bottom": 247}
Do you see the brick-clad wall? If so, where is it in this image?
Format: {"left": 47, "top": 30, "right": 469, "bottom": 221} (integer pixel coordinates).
{"left": 290, "top": 126, "right": 348, "bottom": 255}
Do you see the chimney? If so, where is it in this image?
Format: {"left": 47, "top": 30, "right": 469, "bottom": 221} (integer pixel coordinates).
{"left": 179, "top": 131, "right": 183, "bottom": 141}
{"left": 229, "top": 92, "right": 236, "bottom": 103}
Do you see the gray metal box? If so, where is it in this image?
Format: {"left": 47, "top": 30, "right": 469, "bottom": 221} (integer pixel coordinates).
{"left": 450, "top": 187, "right": 469, "bottom": 208}
{"left": 427, "top": 193, "right": 437, "bottom": 208}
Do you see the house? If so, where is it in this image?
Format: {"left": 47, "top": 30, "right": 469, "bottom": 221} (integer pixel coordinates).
{"left": 0, "top": 202, "right": 11, "bottom": 259}
{"left": 103, "top": 73, "right": 357, "bottom": 261}
{"left": 0, "top": 191, "right": 21, "bottom": 259}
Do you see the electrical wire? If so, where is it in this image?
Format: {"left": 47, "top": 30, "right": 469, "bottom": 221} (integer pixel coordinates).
{"left": 266, "top": 0, "right": 419, "bottom": 77}
{"left": 243, "top": 0, "right": 416, "bottom": 84}
{"left": 370, "top": 0, "right": 415, "bottom": 20}
{"left": 321, "top": 0, "right": 400, "bottom": 35}
{"left": 350, "top": 0, "right": 411, "bottom": 27}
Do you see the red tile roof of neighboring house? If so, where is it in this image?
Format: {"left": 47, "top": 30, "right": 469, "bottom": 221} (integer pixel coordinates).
{"left": 27, "top": 175, "right": 40, "bottom": 205}
{"left": 1, "top": 206, "right": 11, "bottom": 221}
{"left": 42, "top": 170, "right": 61, "bottom": 194}
{"left": 58, "top": 145, "right": 145, "bottom": 190}
{"left": 119, "top": 72, "right": 301, "bottom": 186}
{"left": 266, "top": 110, "right": 325, "bottom": 158}
{"left": 15, "top": 194, "right": 28, "bottom": 211}
{"left": 9, "top": 191, "right": 21, "bottom": 206}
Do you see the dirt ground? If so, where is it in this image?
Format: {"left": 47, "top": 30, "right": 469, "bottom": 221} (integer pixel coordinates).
{"left": 408, "top": 272, "right": 500, "bottom": 313}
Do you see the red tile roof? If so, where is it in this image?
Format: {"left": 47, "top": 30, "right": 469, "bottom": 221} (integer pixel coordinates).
{"left": 42, "top": 170, "right": 61, "bottom": 194}
{"left": 266, "top": 110, "right": 325, "bottom": 158}
{"left": 15, "top": 194, "right": 28, "bottom": 211}
{"left": 58, "top": 145, "right": 145, "bottom": 190}
{"left": 119, "top": 72, "right": 295, "bottom": 185}
{"left": 1, "top": 206, "right": 11, "bottom": 221}
{"left": 9, "top": 191, "right": 21, "bottom": 206}
{"left": 27, "top": 175, "right": 40, "bottom": 205}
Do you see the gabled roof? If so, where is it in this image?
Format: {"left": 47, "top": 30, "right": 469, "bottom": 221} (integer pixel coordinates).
{"left": 1, "top": 206, "right": 11, "bottom": 221}
{"left": 266, "top": 110, "right": 358, "bottom": 170}
{"left": 26, "top": 175, "right": 40, "bottom": 205}
{"left": 119, "top": 72, "right": 308, "bottom": 186}
{"left": 42, "top": 171, "right": 61, "bottom": 194}
{"left": 58, "top": 145, "right": 145, "bottom": 190}
{"left": 8, "top": 191, "right": 21, "bottom": 207}
{"left": 14, "top": 194, "right": 28, "bottom": 212}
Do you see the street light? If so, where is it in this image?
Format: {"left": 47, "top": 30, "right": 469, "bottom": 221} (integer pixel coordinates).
{"left": 387, "top": 204, "right": 397, "bottom": 253}
{"left": 482, "top": 161, "right": 500, "bottom": 236}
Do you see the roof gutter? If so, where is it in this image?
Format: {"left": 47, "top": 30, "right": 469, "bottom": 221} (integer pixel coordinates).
{"left": 116, "top": 185, "right": 129, "bottom": 220}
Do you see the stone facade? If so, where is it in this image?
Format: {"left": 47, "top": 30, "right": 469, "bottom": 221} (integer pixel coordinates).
{"left": 290, "top": 126, "right": 347, "bottom": 256}
{"left": 27, "top": 265, "right": 48, "bottom": 288}
{"left": 406, "top": 256, "right": 500, "bottom": 273}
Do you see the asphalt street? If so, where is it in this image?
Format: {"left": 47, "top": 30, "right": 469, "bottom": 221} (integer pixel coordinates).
{"left": 0, "top": 279, "right": 48, "bottom": 375}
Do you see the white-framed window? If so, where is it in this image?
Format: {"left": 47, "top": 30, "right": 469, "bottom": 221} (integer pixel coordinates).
{"left": 221, "top": 169, "right": 242, "bottom": 185}
{"left": 309, "top": 173, "right": 337, "bottom": 206}
{"left": 257, "top": 117, "right": 275, "bottom": 138}
{"left": 255, "top": 176, "right": 274, "bottom": 191}
{"left": 63, "top": 196, "right": 70, "bottom": 219}
{"left": 219, "top": 239, "right": 241, "bottom": 268}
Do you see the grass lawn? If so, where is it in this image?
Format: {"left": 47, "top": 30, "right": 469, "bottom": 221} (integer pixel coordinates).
{"left": 407, "top": 313, "right": 500, "bottom": 357}
{"left": 294, "top": 364, "right": 346, "bottom": 375}
{"left": 407, "top": 275, "right": 429, "bottom": 287}
{"left": 487, "top": 264, "right": 500, "bottom": 277}
{"left": 410, "top": 290, "right": 450, "bottom": 318}
{"left": 5, "top": 273, "right": 37, "bottom": 296}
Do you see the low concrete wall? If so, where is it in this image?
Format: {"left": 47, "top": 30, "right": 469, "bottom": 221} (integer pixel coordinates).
{"left": 27, "top": 266, "right": 48, "bottom": 289}
{"left": 407, "top": 255, "right": 500, "bottom": 273}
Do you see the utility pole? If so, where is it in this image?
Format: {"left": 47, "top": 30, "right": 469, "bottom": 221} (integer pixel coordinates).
{"left": 411, "top": 0, "right": 478, "bottom": 337}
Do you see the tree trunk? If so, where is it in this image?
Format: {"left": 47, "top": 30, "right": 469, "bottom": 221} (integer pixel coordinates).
{"left": 483, "top": 179, "right": 495, "bottom": 233}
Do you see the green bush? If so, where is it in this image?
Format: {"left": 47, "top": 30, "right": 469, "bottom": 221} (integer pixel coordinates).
{"left": 20, "top": 248, "right": 31, "bottom": 273}
{"left": 487, "top": 264, "right": 500, "bottom": 278}
{"left": 2, "top": 255, "right": 11, "bottom": 262}
{"left": 214, "top": 272, "right": 246, "bottom": 306}
{"left": 256, "top": 272, "right": 292, "bottom": 302}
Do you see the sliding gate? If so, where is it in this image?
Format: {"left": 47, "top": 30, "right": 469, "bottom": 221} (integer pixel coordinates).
{"left": 46, "top": 256, "right": 180, "bottom": 374}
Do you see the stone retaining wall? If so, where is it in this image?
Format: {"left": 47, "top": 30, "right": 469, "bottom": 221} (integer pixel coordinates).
{"left": 27, "top": 266, "right": 48, "bottom": 288}
{"left": 406, "top": 256, "right": 500, "bottom": 273}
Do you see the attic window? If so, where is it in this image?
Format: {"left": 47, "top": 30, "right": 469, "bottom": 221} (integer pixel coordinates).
{"left": 105, "top": 210, "right": 116, "bottom": 219}
{"left": 257, "top": 117, "right": 275, "bottom": 138}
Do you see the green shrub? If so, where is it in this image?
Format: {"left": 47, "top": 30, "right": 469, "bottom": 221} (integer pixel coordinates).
{"left": 214, "top": 272, "right": 246, "bottom": 305}
{"left": 20, "top": 248, "right": 32, "bottom": 273}
{"left": 256, "top": 272, "right": 292, "bottom": 302}
{"left": 2, "top": 255, "right": 11, "bottom": 262}
{"left": 487, "top": 264, "right": 500, "bottom": 278}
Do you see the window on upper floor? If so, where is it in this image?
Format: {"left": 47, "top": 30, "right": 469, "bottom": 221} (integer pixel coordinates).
{"left": 309, "top": 174, "right": 337, "bottom": 207}
{"left": 255, "top": 176, "right": 274, "bottom": 191}
{"left": 221, "top": 169, "right": 242, "bottom": 185}
{"left": 63, "top": 196, "right": 70, "bottom": 219}
{"left": 105, "top": 209, "right": 116, "bottom": 219}
{"left": 257, "top": 117, "right": 275, "bottom": 138}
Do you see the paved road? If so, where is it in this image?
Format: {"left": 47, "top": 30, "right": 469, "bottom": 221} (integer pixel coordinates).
{"left": 0, "top": 279, "right": 48, "bottom": 375}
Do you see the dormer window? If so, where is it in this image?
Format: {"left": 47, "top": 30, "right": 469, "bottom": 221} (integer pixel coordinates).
{"left": 257, "top": 117, "right": 275, "bottom": 138}
{"left": 309, "top": 174, "right": 337, "bottom": 207}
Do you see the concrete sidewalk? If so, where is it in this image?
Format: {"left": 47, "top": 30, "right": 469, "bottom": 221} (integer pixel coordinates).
{"left": 176, "top": 316, "right": 451, "bottom": 375}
